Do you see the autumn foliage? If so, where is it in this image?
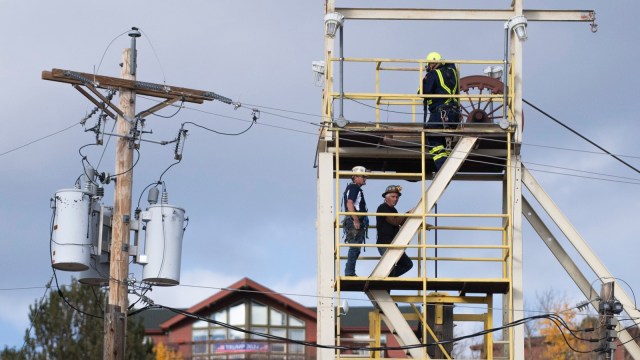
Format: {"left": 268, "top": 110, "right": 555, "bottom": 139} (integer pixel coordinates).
{"left": 538, "top": 300, "right": 599, "bottom": 360}
{"left": 153, "top": 342, "right": 183, "bottom": 360}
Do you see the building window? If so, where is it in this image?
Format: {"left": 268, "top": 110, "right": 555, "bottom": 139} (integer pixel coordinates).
{"left": 193, "top": 329, "right": 209, "bottom": 355}
{"left": 211, "top": 328, "right": 226, "bottom": 341}
{"left": 251, "top": 301, "right": 268, "bottom": 325}
{"left": 288, "top": 328, "right": 305, "bottom": 354}
{"left": 249, "top": 327, "right": 267, "bottom": 340}
{"left": 288, "top": 315, "right": 304, "bottom": 327}
{"left": 269, "top": 308, "right": 285, "bottom": 326}
{"left": 269, "top": 328, "right": 286, "bottom": 353}
{"left": 191, "top": 300, "right": 306, "bottom": 359}
{"left": 213, "top": 309, "right": 227, "bottom": 323}
{"left": 229, "top": 302, "right": 246, "bottom": 326}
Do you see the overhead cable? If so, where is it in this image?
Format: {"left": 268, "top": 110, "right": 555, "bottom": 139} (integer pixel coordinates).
{"left": 142, "top": 303, "right": 599, "bottom": 353}
{"left": 337, "top": 97, "right": 640, "bottom": 160}
{"left": 135, "top": 96, "right": 640, "bottom": 184}
{"left": 20, "top": 275, "right": 53, "bottom": 355}
{"left": 242, "top": 99, "right": 640, "bottom": 163}
{"left": 0, "top": 120, "right": 81, "bottom": 158}
{"left": 524, "top": 99, "right": 640, "bottom": 175}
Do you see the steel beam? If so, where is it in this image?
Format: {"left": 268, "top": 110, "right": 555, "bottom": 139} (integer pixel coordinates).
{"left": 522, "top": 166, "right": 640, "bottom": 360}
{"left": 368, "top": 290, "right": 426, "bottom": 359}
{"left": 522, "top": 197, "right": 596, "bottom": 301}
{"left": 370, "top": 137, "right": 478, "bottom": 277}
{"left": 316, "top": 152, "right": 336, "bottom": 360}
{"left": 505, "top": 156, "right": 525, "bottom": 359}
{"left": 335, "top": 8, "right": 595, "bottom": 22}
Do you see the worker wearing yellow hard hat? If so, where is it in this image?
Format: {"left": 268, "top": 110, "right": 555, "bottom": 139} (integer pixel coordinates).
{"left": 420, "top": 51, "right": 460, "bottom": 171}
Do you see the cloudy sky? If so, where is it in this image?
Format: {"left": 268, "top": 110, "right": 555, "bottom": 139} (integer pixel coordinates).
{"left": 1, "top": 0, "right": 638, "bottom": 350}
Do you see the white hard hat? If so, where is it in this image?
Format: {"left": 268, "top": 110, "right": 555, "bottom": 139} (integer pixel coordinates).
{"left": 352, "top": 166, "right": 368, "bottom": 174}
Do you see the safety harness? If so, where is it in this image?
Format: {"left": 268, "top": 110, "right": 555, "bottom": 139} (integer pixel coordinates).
{"left": 341, "top": 185, "right": 369, "bottom": 247}
{"left": 429, "top": 65, "right": 460, "bottom": 155}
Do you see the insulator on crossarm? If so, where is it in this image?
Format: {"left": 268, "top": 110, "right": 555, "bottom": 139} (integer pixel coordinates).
{"left": 96, "top": 114, "right": 106, "bottom": 145}
{"left": 84, "top": 180, "right": 95, "bottom": 195}
{"left": 174, "top": 129, "right": 187, "bottom": 160}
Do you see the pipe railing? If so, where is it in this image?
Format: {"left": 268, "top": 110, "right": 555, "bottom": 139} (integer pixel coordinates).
{"left": 326, "top": 57, "right": 513, "bottom": 126}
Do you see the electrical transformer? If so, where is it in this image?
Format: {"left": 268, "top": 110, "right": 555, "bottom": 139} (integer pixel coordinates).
{"left": 79, "top": 205, "right": 112, "bottom": 286}
{"left": 141, "top": 203, "right": 186, "bottom": 286}
{"left": 51, "top": 189, "right": 94, "bottom": 271}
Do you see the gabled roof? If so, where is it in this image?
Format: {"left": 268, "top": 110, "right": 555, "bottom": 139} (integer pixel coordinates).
{"left": 160, "top": 277, "right": 317, "bottom": 330}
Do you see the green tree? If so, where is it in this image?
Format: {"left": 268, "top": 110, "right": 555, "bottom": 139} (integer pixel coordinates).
{"left": 0, "top": 344, "right": 24, "bottom": 360}
{"left": 1, "top": 278, "right": 152, "bottom": 360}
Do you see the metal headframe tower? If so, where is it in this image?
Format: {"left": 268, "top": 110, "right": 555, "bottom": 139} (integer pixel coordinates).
{"left": 315, "top": 1, "right": 640, "bottom": 359}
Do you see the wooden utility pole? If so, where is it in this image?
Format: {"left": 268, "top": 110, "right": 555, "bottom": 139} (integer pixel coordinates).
{"left": 103, "top": 46, "right": 136, "bottom": 360}
{"left": 42, "top": 28, "right": 224, "bottom": 359}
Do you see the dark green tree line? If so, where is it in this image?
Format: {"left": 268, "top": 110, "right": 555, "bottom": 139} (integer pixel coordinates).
{"left": 1, "top": 278, "right": 152, "bottom": 360}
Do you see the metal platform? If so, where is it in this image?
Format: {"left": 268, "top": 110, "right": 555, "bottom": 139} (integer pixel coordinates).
{"left": 338, "top": 277, "right": 511, "bottom": 294}
{"left": 329, "top": 122, "right": 515, "bottom": 175}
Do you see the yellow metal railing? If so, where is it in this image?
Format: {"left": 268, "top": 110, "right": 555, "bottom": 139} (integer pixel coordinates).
{"left": 332, "top": 132, "right": 514, "bottom": 269}
{"left": 325, "top": 57, "right": 513, "bottom": 127}
{"left": 332, "top": 125, "right": 514, "bottom": 359}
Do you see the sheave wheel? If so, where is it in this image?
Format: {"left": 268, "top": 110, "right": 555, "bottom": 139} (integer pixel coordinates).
{"left": 459, "top": 75, "right": 505, "bottom": 124}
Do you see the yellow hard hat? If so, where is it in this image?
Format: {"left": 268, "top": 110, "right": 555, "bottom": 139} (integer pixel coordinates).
{"left": 425, "top": 51, "right": 442, "bottom": 63}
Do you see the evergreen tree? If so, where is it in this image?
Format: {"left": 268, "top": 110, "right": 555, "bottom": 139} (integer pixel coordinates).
{"left": 1, "top": 278, "right": 152, "bottom": 360}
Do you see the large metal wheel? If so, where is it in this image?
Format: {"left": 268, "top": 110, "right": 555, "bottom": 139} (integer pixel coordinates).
{"left": 459, "top": 75, "right": 505, "bottom": 124}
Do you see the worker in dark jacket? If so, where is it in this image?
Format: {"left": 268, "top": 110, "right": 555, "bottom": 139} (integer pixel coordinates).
{"left": 421, "top": 51, "right": 460, "bottom": 171}
{"left": 376, "top": 185, "right": 413, "bottom": 277}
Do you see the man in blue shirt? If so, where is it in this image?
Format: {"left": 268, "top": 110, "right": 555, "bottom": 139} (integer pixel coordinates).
{"left": 343, "top": 166, "right": 368, "bottom": 277}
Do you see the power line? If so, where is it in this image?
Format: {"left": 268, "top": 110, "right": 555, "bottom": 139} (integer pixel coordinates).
{"left": 523, "top": 99, "right": 640, "bottom": 175}
{"left": 197, "top": 99, "right": 640, "bottom": 184}
{"left": 20, "top": 276, "right": 53, "bottom": 355}
{"left": 176, "top": 98, "right": 640, "bottom": 184}
{"left": 169, "top": 99, "right": 640, "bottom": 184}
{"left": 95, "top": 29, "right": 132, "bottom": 75}
{"left": 139, "top": 29, "right": 168, "bottom": 86}
{"left": 151, "top": 100, "right": 184, "bottom": 119}
{"left": 332, "top": 130, "right": 640, "bottom": 185}
{"left": 14, "top": 95, "right": 627, "bottom": 195}
{"left": 139, "top": 302, "right": 600, "bottom": 353}
{"left": 523, "top": 142, "right": 640, "bottom": 160}
{"left": 40, "top": 274, "right": 614, "bottom": 353}
{"left": 166, "top": 281, "right": 603, "bottom": 317}
{"left": 152, "top": 95, "right": 640, "bottom": 173}
{"left": 0, "top": 120, "right": 82, "bottom": 158}
{"left": 266, "top": 96, "right": 640, "bottom": 162}
{"left": 183, "top": 117, "right": 257, "bottom": 136}
{"left": 0, "top": 286, "right": 48, "bottom": 291}
{"left": 138, "top": 95, "right": 318, "bottom": 136}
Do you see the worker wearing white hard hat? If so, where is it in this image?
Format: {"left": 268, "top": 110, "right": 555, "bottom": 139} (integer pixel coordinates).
{"left": 342, "top": 166, "right": 369, "bottom": 277}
